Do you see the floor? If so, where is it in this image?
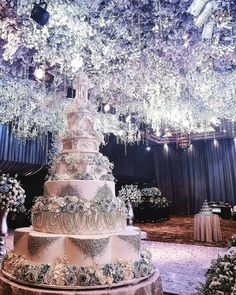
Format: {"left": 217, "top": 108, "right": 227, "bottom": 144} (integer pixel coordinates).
{"left": 144, "top": 240, "right": 226, "bottom": 295}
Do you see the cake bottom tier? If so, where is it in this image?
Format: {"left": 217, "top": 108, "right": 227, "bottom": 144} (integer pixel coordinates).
{"left": 2, "top": 227, "right": 154, "bottom": 289}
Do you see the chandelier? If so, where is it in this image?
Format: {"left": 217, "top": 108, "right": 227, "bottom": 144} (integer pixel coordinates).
{"left": 0, "top": 0, "right": 235, "bottom": 144}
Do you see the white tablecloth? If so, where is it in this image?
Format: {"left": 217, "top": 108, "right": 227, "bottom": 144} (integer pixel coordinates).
{"left": 194, "top": 214, "right": 222, "bottom": 242}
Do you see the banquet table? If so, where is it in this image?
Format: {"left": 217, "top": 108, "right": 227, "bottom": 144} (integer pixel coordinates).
{"left": 194, "top": 213, "right": 222, "bottom": 242}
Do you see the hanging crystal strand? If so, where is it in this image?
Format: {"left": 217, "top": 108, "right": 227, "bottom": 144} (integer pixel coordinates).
{"left": 16, "top": 0, "right": 22, "bottom": 15}
{"left": 225, "top": 0, "right": 234, "bottom": 45}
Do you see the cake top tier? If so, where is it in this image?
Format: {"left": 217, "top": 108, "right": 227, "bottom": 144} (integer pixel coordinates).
{"left": 200, "top": 200, "right": 212, "bottom": 214}
{"left": 50, "top": 74, "right": 114, "bottom": 181}
{"left": 62, "top": 73, "right": 100, "bottom": 153}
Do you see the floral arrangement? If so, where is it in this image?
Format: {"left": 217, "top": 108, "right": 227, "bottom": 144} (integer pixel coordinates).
{"left": 2, "top": 249, "right": 154, "bottom": 287}
{"left": 228, "top": 234, "right": 236, "bottom": 247}
{"left": 0, "top": 173, "right": 26, "bottom": 213}
{"left": 32, "top": 185, "right": 125, "bottom": 215}
{"left": 141, "top": 187, "right": 162, "bottom": 197}
{"left": 140, "top": 187, "right": 169, "bottom": 208}
{"left": 196, "top": 251, "right": 236, "bottom": 294}
{"left": 51, "top": 153, "right": 114, "bottom": 181}
{"left": 118, "top": 185, "right": 142, "bottom": 204}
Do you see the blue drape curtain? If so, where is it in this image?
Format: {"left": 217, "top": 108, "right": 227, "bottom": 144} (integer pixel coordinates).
{"left": 0, "top": 124, "right": 49, "bottom": 175}
{"left": 101, "top": 137, "right": 155, "bottom": 185}
{"left": 153, "top": 139, "right": 236, "bottom": 214}
{"left": 102, "top": 136, "right": 236, "bottom": 214}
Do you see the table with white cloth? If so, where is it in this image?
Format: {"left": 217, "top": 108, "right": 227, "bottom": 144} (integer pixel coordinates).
{"left": 194, "top": 213, "right": 222, "bottom": 242}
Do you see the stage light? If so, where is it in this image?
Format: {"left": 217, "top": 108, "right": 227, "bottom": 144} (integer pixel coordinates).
{"left": 146, "top": 146, "right": 151, "bottom": 151}
{"left": 34, "top": 66, "right": 45, "bottom": 81}
{"left": 31, "top": 1, "right": 50, "bottom": 26}
{"left": 103, "top": 104, "right": 111, "bottom": 113}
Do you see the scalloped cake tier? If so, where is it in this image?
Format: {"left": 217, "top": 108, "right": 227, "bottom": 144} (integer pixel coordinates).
{"left": 44, "top": 180, "right": 115, "bottom": 200}
{"left": 13, "top": 227, "right": 141, "bottom": 266}
{"left": 32, "top": 210, "right": 126, "bottom": 235}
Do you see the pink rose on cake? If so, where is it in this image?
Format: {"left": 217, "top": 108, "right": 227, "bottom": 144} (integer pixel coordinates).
{"left": 69, "top": 196, "right": 79, "bottom": 203}
{"left": 43, "top": 270, "right": 55, "bottom": 285}
{"left": 106, "top": 275, "right": 113, "bottom": 285}
{"left": 25, "top": 268, "right": 39, "bottom": 283}
{"left": 96, "top": 271, "right": 107, "bottom": 285}
{"left": 32, "top": 201, "right": 44, "bottom": 212}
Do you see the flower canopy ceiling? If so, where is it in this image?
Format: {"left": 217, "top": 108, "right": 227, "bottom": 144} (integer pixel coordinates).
{"left": 0, "top": 0, "right": 235, "bottom": 142}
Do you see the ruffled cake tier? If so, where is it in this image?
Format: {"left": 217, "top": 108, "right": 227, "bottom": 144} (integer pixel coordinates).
{"left": 32, "top": 210, "right": 126, "bottom": 235}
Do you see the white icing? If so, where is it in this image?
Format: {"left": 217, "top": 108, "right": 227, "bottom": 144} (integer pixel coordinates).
{"left": 44, "top": 180, "right": 115, "bottom": 200}
{"left": 14, "top": 227, "right": 140, "bottom": 267}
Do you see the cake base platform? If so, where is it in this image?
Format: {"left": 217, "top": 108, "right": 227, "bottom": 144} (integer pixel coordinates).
{"left": 0, "top": 271, "right": 163, "bottom": 295}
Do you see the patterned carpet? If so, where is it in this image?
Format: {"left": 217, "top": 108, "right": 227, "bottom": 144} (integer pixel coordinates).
{"left": 135, "top": 215, "right": 236, "bottom": 247}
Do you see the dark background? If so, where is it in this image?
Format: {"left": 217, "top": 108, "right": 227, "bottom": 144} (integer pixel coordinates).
{"left": 1, "top": 124, "right": 236, "bottom": 227}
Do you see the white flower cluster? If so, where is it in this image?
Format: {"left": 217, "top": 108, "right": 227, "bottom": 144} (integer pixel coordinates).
{"left": 118, "top": 184, "right": 142, "bottom": 203}
{"left": 0, "top": 173, "right": 26, "bottom": 212}
{"left": 197, "top": 251, "right": 236, "bottom": 294}
{"left": 0, "top": 0, "right": 235, "bottom": 141}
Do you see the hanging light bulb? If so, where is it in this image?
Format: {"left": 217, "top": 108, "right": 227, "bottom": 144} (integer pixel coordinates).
{"left": 146, "top": 146, "right": 151, "bottom": 151}
{"left": 34, "top": 65, "right": 45, "bottom": 81}
{"left": 103, "top": 104, "right": 111, "bottom": 113}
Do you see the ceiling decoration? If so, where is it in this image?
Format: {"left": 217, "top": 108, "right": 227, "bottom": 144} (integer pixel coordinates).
{"left": 0, "top": 0, "right": 235, "bottom": 144}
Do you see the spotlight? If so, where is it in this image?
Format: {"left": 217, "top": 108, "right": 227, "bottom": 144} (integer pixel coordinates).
{"left": 33, "top": 65, "right": 54, "bottom": 84}
{"left": 31, "top": 1, "right": 50, "bottom": 26}
{"left": 103, "top": 104, "right": 111, "bottom": 113}
{"left": 146, "top": 146, "right": 151, "bottom": 152}
{"left": 34, "top": 65, "right": 45, "bottom": 81}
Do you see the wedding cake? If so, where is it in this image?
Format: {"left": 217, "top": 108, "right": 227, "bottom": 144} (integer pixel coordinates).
{"left": 200, "top": 200, "right": 212, "bottom": 214}
{"left": 1, "top": 74, "right": 154, "bottom": 290}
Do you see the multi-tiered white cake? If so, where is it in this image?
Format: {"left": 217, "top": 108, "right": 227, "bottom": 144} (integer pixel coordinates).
{"left": 200, "top": 200, "right": 212, "bottom": 214}
{"left": 2, "top": 74, "right": 154, "bottom": 290}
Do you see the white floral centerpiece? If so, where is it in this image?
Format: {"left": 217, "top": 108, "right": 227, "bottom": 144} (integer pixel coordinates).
{"left": 0, "top": 173, "right": 26, "bottom": 213}
{"left": 141, "top": 187, "right": 162, "bottom": 197}
{"left": 141, "top": 187, "right": 169, "bottom": 208}
{"left": 196, "top": 251, "right": 236, "bottom": 295}
{"left": 118, "top": 184, "right": 142, "bottom": 205}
